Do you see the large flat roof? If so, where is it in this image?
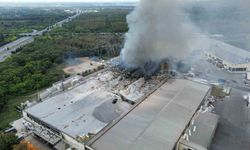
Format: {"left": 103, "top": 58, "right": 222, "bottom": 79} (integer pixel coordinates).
{"left": 181, "top": 112, "right": 219, "bottom": 150}
{"left": 193, "top": 38, "right": 250, "bottom": 64}
{"left": 208, "top": 39, "right": 250, "bottom": 64}
{"left": 88, "top": 79, "right": 210, "bottom": 150}
{"left": 25, "top": 81, "right": 131, "bottom": 139}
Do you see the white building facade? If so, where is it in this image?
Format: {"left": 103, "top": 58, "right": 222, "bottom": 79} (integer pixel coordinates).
{"left": 205, "top": 51, "right": 250, "bottom": 73}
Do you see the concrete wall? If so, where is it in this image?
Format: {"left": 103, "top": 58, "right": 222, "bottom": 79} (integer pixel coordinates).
{"left": 177, "top": 142, "right": 207, "bottom": 150}
{"left": 24, "top": 111, "right": 86, "bottom": 150}
{"left": 224, "top": 62, "right": 250, "bottom": 73}
{"left": 62, "top": 133, "right": 85, "bottom": 150}
{"left": 23, "top": 112, "right": 62, "bottom": 145}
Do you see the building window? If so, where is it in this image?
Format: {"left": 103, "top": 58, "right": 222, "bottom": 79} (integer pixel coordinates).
{"left": 235, "top": 68, "right": 247, "bottom": 72}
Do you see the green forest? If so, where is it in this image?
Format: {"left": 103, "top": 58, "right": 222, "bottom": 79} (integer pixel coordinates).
{"left": 0, "top": 8, "right": 72, "bottom": 47}
{"left": 0, "top": 8, "right": 130, "bottom": 130}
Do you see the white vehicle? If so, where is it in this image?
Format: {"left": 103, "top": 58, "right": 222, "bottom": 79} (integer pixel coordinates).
{"left": 243, "top": 94, "right": 250, "bottom": 108}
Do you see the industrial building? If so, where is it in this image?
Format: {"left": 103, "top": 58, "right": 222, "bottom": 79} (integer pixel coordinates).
{"left": 86, "top": 79, "right": 217, "bottom": 150}
{"left": 24, "top": 90, "right": 128, "bottom": 149}
{"left": 204, "top": 39, "right": 250, "bottom": 73}
{"left": 23, "top": 68, "right": 165, "bottom": 149}
{"left": 22, "top": 58, "right": 220, "bottom": 150}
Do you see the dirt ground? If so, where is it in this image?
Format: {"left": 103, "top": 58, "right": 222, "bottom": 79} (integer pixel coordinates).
{"left": 63, "top": 57, "right": 104, "bottom": 75}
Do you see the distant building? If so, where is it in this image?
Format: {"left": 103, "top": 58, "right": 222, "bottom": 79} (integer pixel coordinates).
{"left": 205, "top": 39, "right": 250, "bottom": 73}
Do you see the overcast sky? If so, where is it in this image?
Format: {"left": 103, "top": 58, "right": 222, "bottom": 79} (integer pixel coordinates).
{"left": 0, "top": 0, "right": 138, "bottom": 3}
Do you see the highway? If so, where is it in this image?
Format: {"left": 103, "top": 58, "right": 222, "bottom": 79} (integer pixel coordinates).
{"left": 0, "top": 9, "right": 82, "bottom": 62}
{"left": 0, "top": 37, "right": 34, "bottom": 62}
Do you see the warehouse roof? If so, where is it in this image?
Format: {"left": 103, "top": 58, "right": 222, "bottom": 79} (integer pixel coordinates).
{"left": 205, "top": 39, "right": 250, "bottom": 64}
{"left": 180, "top": 112, "right": 219, "bottom": 150}
{"left": 88, "top": 79, "right": 210, "bottom": 150}
{"left": 25, "top": 86, "right": 130, "bottom": 139}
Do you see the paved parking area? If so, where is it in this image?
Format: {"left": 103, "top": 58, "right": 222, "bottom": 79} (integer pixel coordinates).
{"left": 25, "top": 134, "right": 53, "bottom": 150}
{"left": 211, "top": 88, "right": 250, "bottom": 150}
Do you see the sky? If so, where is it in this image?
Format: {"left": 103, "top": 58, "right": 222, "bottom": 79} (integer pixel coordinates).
{"left": 0, "top": 0, "right": 138, "bottom": 3}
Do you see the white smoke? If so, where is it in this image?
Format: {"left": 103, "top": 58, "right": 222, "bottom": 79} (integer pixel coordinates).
{"left": 120, "top": 0, "right": 195, "bottom": 69}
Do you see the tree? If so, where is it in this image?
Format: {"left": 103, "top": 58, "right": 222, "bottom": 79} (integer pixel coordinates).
{"left": 0, "top": 86, "right": 6, "bottom": 111}
{"left": 0, "top": 133, "right": 18, "bottom": 150}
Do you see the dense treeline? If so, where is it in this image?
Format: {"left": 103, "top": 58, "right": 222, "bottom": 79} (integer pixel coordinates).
{"left": 0, "top": 36, "right": 64, "bottom": 110}
{"left": 0, "top": 8, "right": 73, "bottom": 46}
{"left": 51, "top": 9, "right": 129, "bottom": 34}
{"left": 0, "top": 8, "right": 129, "bottom": 130}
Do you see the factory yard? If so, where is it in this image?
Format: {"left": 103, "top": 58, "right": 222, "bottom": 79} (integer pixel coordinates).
{"left": 63, "top": 57, "right": 105, "bottom": 75}
{"left": 211, "top": 88, "right": 250, "bottom": 150}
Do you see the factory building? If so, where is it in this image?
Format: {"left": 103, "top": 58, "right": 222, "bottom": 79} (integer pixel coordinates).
{"left": 205, "top": 39, "right": 250, "bottom": 73}
{"left": 22, "top": 63, "right": 218, "bottom": 150}
{"left": 24, "top": 89, "right": 130, "bottom": 149}
{"left": 22, "top": 69, "right": 165, "bottom": 150}
{"left": 86, "top": 79, "right": 217, "bottom": 150}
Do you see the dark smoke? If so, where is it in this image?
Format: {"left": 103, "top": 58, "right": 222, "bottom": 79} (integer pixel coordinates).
{"left": 120, "top": 0, "right": 196, "bottom": 72}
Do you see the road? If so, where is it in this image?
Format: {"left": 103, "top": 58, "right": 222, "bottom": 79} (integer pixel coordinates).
{"left": 0, "top": 37, "right": 34, "bottom": 62}
{"left": 51, "top": 10, "right": 81, "bottom": 28}
{"left": 211, "top": 88, "right": 250, "bottom": 150}
{"left": 0, "top": 9, "right": 82, "bottom": 62}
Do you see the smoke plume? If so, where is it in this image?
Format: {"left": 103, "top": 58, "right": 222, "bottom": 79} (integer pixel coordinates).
{"left": 120, "top": 0, "right": 195, "bottom": 70}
